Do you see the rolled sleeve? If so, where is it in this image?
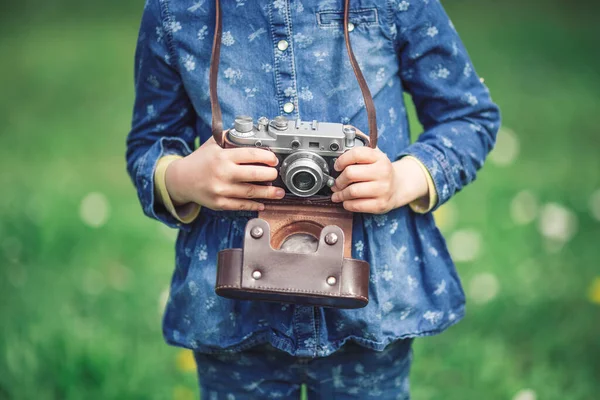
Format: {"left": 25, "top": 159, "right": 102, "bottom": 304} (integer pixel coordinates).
{"left": 125, "top": 0, "right": 197, "bottom": 230}
{"left": 393, "top": 0, "right": 501, "bottom": 211}
{"left": 131, "top": 137, "right": 195, "bottom": 230}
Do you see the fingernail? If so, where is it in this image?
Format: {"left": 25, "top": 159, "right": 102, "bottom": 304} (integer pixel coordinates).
{"left": 258, "top": 204, "right": 265, "bottom": 211}
{"left": 332, "top": 193, "right": 339, "bottom": 202}
{"left": 334, "top": 163, "right": 340, "bottom": 172}
{"left": 276, "top": 189, "right": 285, "bottom": 197}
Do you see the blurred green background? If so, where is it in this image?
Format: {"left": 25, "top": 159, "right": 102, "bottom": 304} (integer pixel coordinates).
{"left": 1, "top": 0, "right": 599, "bottom": 399}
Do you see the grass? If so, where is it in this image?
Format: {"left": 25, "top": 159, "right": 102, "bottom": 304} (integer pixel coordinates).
{"left": 0, "top": 1, "right": 599, "bottom": 399}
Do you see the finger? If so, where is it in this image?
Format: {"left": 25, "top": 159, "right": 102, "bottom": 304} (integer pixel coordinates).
{"left": 214, "top": 198, "right": 266, "bottom": 212}
{"left": 334, "top": 147, "right": 381, "bottom": 172}
{"left": 342, "top": 198, "right": 389, "bottom": 214}
{"left": 331, "top": 182, "right": 385, "bottom": 203}
{"left": 225, "top": 147, "right": 279, "bottom": 167}
{"left": 230, "top": 165, "right": 279, "bottom": 183}
{"left": 224, "top": 184, "right": 286, "bottom": 200}
{"left": 332, "top": 164, "right": 374, "bottom": 192}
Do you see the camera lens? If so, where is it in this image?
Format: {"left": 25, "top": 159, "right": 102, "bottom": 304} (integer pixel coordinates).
{"left": 292, "top": 171, "right": 317, "bottom": 192}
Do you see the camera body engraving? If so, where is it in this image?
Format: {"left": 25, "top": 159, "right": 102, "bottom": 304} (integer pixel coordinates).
{"left": 227, "top": 116, "right": 367, "bottom": 197}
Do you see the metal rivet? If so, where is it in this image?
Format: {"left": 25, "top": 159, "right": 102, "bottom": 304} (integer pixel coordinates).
{"left": 277, "top": 40, "right": 289, "bottom": 51}
{"left": 347, "top": 22, "right": 355, "bottom": 32}
{"left": 327, "top": 276, "right": 337, "bottom": 286}
{"left": 252, "top": 270, "right": 262, "bottom": 280}
{"left": 325, "top": 232, "right": 338, "bottom": 245}
{"left": 283, "top": 102, "right": 294, "bottom": 113}
{"left": 250, "top": 226, "right": 264, "bottom": 239}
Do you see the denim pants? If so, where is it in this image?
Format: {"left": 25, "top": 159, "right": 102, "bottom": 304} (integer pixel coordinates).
{"left": 193, "top": 339, "right": 413, "bottom": 400}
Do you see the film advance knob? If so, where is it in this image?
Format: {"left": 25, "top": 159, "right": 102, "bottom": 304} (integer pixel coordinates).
{"left": 234, "top": 116, "right": 254, "bottom": 133}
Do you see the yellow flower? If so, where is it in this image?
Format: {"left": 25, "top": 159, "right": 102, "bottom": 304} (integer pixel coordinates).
{"left": 173, "top": 385, "right": 195, "bottom": 400}
{"left": 176, "top": 349, "right": 197, "bottom": 372}
{"left": 588, "top": 277, "right": 600, "bottom": 305}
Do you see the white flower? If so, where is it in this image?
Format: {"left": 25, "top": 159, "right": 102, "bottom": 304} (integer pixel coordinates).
{"left": 146, "top": 104, "right": 156, "bottom": 118}
{"left": 313, "top": 51, "right": 329, "bottom": 62}
{"left": 355, "top": 240, "right": 364, "bottom": 254}
{"left": 261, "top": 63, "right": 273, "bottom": 73}
{"left": 437, "top": 67, "right": 450, "bottom": 79}
{"left": 197, "top": 25, "right": 208, "bottom": 40}
{"left": 273, "top": 0, "right": 286, "bottom": 12}
{"left": 222, "top": 31, "right": 235, "bottom": 46}
{"left": 430, "top": 65, "right": 450, "bottom": 79}
{"left": 376, "top": 67, "right": 385, "bottom": 82}
{"left": 389, "top": 107, "right": 397, "bottom": 123}
{"left": 294, "top": 32, "right": 313, "bottom": 48}
{"left": 298, "top": 87, "right": 313, "bottom": 101}
{"left": 382, "top": 301, "right": 393, "bottom": 313}
{"left": 423, "top": 310, "right": 443, "bottom": 324}
{"left": 284, "top": 86, "right": 296, "bottom": 97}
{"left": 236, "top": 0, "right": 245, "bottom": 6}
{"left": 373, "top": 215, "right": 387, "bottom": 227}
{"left": 188, "top": 281, "right": 199, "bottom": 296}
{"left": 381, "top": 269, "right": 394, "bottom": 282}
{"left": 205, "top": 297, "right": 215, "bottom": 310}
{"left": 156, "top": 26, "right": 164, "bottom": 43}
{"left": 465, "top": 92, "right": 478, "bottom": 106}
{"left": 398, "top": 1, "right": 410, "bottom": 11}
{"left": 389, "top": 220, "right": 398, "bottom": 234}
{"left": 198, "top": 244, "right": 208, "bottom": 261}
{"left": 407, "top": 275, "right": 418, "bottom": 290}
{"left": 464, "top": 62, "right": 473, "bottom": 77}
{"left": 182, "top": 54, "right": 196, "bottom": 72}
{"left": 224, "top": 68, "right": 243, "bottom": 83}
{"left": 244, "top": 87, "right": 258, "bottom": 98}
{"left": 452, "top": 41, "right": 459, "bottom": 56}
{"left": 426, "top": 26, "right": 438, "bottom": 37}
{"left": 165, "top": 20, "right": 182, "bottom": 33}
{"left": 146, "top": 75, "right": 160, "bottom": 88}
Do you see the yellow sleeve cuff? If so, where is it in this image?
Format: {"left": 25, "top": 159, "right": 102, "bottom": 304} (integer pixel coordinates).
{"left": 403, "top": 156, "right": 438, "bottom": 214}
{"left": 154, "top": 155, "right": 201, "bottom": 224}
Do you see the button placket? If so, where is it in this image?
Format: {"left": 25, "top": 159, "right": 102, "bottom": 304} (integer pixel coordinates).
{"left": 269, "top": 0, "right": 299, "bottom": 118}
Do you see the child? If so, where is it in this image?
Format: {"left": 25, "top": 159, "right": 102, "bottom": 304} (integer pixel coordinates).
{"left": 126, "top": 0, "right": 500, "bottom": 398}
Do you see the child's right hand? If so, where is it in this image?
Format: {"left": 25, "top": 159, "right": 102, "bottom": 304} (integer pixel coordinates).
{"left": 164, "top": 137, "right": 286, "bottom": 211}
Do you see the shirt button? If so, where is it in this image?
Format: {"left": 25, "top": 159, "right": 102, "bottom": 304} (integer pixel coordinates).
{"left": 283, "top": 102, "right": 294, "bottom": 113}
{"left": 277, "top": 40, "right": 289, "bottom": 51}
{"left": 347, "top": 22, "right": 355, "bottom": 32}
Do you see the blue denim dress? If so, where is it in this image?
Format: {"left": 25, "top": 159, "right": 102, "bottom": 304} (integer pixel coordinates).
{"left": 126, "top": 0, "right": 500, "bottom": 359}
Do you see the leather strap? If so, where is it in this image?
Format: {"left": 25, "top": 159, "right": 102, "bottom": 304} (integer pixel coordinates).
{"left": 209, "top": 0, "right": 377, "bottom": 148}
{"left": 210, "top": 0, "right": 224, "bottom": 145}
{"left": 343, "top": 0, "right": 377, "bottom": 148}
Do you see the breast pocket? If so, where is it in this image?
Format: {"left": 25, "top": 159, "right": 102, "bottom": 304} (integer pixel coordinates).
{"left": 316, "top": 8, "right": 379, "bottom": 29}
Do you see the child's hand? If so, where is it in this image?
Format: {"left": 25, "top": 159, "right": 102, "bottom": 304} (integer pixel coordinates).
{"left": 330, "top": 147, "right": 429, "bottom": 214}
{"left": 165, "top": 137, "right": 285, "bottom": 211}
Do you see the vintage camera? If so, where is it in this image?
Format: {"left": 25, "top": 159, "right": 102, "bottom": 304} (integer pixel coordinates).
{"left": 227, "top": 115, "right": 368, "bottom": 197}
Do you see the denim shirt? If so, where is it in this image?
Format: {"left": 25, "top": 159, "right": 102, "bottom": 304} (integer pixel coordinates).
{"left": 126, "top": 0, "right": 500, "bottom": 358}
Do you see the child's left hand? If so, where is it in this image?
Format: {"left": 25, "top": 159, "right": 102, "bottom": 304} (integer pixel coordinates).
{"left": 331, "top": 147, "right": 429, "bottom": 214}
